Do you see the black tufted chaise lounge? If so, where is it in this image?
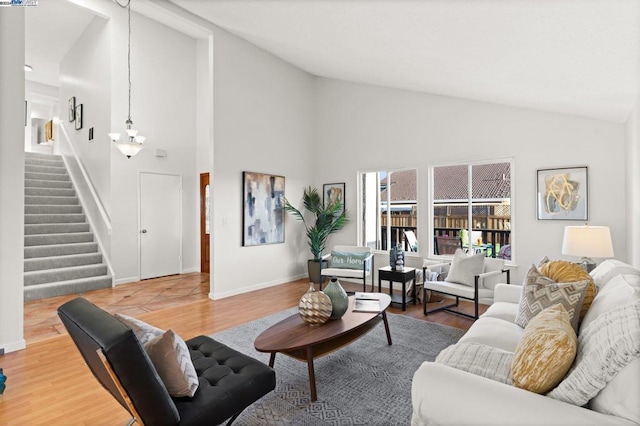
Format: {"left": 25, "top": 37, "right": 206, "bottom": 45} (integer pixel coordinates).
{"left": 57, "top": 297, "right": 275, "bottom": 425}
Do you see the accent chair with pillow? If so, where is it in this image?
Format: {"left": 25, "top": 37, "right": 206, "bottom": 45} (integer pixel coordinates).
{"left": 320, "top": 245, "right": 374, "bottom": 292}
{"left": 58, "top": 297, "right": 276, "bottom": 426}
{"left": 411, "top": 259, "right": 640, "bottom": 426}
{"left": 422, "top": 249, "right": 511, "bottom": 319}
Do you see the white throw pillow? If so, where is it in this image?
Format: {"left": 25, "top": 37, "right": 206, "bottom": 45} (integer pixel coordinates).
{"left": 547, "top": 300, "right": 640, "bottom": 407}
{"left": 589, "top": 358, "right": 640, "bottom": 424}
{"left": 446, "top": 249, "right": 485, "bottom": 287}
{"left": 590, "top": 260, "right": 640, "bottom": 289}
{"left": 144, "top": 329, "right": 200, "bottom": 398}
{"left": 580, "top": 274, "right": 640, "bottom": 333}
{"left": 436, "top": 342, "right": 513, "bottom": 385}
{"left": 115, "top": 313, "right": 164, "bottom": 346}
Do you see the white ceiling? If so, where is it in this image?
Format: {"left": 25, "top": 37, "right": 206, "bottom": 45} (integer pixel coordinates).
{"left": 24, "top": 0, "right": 640, "bottom": 123}
{"left": 25, "top": 0, "right": 95, "bottom": 87}
{"left": 169, "top": 0, "right": 640, "bottom": 123}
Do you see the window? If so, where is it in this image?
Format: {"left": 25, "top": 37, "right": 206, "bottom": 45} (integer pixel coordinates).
{"left": 431, "top": 161, "right": 512, "bottom": 260}
{"left": 359, "top": 169, "right": 418, "bottom": 252}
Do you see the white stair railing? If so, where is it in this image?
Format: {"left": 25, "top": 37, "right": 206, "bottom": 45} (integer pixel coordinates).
{"left": 56, "top": 122, "right": 115, "bottom": 281}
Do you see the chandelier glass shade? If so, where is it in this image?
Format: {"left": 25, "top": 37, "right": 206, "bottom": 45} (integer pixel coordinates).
{"left": 109, "top": 0, "right": 145, "bottom": 158}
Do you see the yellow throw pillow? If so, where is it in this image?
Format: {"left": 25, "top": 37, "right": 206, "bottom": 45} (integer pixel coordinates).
{"left": 511, "top": 304, "right": 578, "bottom": 394}
{"left": 540, "top": 260, "right": 597, "bottom": 321}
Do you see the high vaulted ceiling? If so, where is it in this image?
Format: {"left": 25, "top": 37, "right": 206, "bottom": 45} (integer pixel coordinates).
{"left": 24, "top": 0, "right": 640, "bottom": 123}
{"left": 169, "top": 0, "right": 640, "bottom": 123}
{"left": 25, "top": 0, "right": 95, "bottom": 87}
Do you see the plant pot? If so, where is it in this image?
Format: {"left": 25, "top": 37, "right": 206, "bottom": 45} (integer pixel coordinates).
{"left": 307, "top": 259, "right": 328, "bottom": 285}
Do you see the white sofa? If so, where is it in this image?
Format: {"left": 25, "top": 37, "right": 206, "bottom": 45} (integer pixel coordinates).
{"left": 412, "top": 259, "right": 640, "bottom": 426}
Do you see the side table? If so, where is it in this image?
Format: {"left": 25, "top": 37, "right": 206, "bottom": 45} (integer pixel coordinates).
{"left": 378, "top": 266, "right": 416, "bottom": 311}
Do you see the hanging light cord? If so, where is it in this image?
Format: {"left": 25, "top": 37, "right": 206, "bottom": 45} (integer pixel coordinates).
{"left": 114, "top": 0, "right": 132, "bottom": 125}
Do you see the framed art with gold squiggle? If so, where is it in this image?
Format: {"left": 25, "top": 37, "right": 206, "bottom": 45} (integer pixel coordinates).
{"left": 536, "top": 166, "right": 588, "bottom": 220}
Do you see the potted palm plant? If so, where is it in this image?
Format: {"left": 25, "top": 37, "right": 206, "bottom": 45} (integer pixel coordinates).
{"left": 283, "top": 186, "right": 348, "bottom": 284}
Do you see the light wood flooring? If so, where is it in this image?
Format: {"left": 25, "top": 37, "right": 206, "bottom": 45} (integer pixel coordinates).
{"left": 1, "top": 274, "right": 485, "bottom": 425}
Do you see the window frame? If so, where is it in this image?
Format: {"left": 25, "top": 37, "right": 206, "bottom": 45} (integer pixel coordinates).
{"left": 357, "top": 167, "right": 420, "bottom": 256}
{"left": 428, "top": 158, "right": 514, "bottom": 262}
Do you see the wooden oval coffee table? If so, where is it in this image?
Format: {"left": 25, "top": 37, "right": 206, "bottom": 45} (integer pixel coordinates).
{"left": 254, "top": 294, "right": 392, "bottom": 401}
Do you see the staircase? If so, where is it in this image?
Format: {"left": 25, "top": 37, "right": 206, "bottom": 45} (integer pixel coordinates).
{"left": 24, "top": 152, "right": 112, "bottom": 301}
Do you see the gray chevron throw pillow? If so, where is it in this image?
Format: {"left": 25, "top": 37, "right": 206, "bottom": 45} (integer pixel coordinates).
{"left": 515, "top": 265, "right": 588, "bottom": 331}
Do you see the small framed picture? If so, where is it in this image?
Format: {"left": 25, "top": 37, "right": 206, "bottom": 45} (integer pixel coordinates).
{"left": 75, "top": 104, "right": 83, "bottom": 130}
{"left": 68, "top": 97, "right": 76, "bottom": 122}
{"left": 323, "top": 182, "right": 345, "bottom": 215}
{"left": 536, "top": 166, "right": 588, "bottom": 220}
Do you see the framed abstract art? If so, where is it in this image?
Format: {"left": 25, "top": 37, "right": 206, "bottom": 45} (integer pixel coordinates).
{"left": 536, "top": 166, "right": 588, "bottom": 221}
{"left": 242, "top": 171, "right": 285, "bottom": 246}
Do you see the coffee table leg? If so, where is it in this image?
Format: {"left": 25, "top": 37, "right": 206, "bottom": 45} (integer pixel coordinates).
{"left": 268, "top": 353, "right": 276, "bottom": 368}
{"left": 382, "top": 311, "right": 392, "bottom": 345}
{"left": 306, "top": 347, "right": 318, "bottom": 401}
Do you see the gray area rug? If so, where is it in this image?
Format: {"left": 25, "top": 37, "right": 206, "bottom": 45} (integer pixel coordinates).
{"left": 211, "top": 308, "right": 465, "bottom": 425}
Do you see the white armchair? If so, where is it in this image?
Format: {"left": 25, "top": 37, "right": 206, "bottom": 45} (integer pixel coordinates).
{"left": 422, "top": 252, "right": 510, "bottom": 319}
{"left": 320, "top": 245, "right": 374, "bottom": 292}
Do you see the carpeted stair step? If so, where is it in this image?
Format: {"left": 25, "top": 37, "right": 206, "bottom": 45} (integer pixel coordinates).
{"left": 25, "top": 187, "right": 76, "bottom": 197}
{"left": 25, "top": 213, "right": 86, "bottom": 224}
{"left": 24, "top": 242, "right": 99, "bottom": 258}
{"left": 23, "top": 152, "right": 112, "bottom": 301}
{"left": 25, "top": 164, "right": 67, "bottom": 175}
{"left": 25, "top": 223, "right": 90, "bottom": 235}
{"left": 24, "top": 252, "right": 103, "bottom": 272}
{"left": 25, "top": 204, "right": 83, "bottom": 214}
{"left": 24, "top": 275, "right": 113, "bottom": 301}
{"left": 25, "top": 232, "right": 94, "bottom": 246}
{"left": 25, "top": 195, "right": 79, "bottom": 205}
{"left": 25, "top": 152, "right": 62, "bottom": 161}
{"left": 25, "top": 157, "right": 64, "bottom": 167}
{"left": 24, "top": 172, "right": 70, "bottom": 182}
{"left": 24, "top": 263, "right": 108, "bottom": 286}
{"left": 25, "top": 179, "right": 72, "bottom": 189}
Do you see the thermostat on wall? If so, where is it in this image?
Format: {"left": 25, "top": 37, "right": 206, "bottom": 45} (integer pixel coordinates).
{"left": 155, "top": 149, "right": 167, "bottom": 158}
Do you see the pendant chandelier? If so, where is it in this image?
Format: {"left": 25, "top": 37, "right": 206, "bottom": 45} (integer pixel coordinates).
{"left": 108, "top": 0, "right": 145, "bottom": 158}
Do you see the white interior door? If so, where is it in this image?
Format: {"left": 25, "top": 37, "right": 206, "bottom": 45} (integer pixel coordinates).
{"left": 140, "top": 172, "right": 182, "bottom": 280}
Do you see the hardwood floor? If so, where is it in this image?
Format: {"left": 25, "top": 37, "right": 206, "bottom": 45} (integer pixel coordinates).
{"left": 1, "top": 274, "right": 485, "bottom": 425}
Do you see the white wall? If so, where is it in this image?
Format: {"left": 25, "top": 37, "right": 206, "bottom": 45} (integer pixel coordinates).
{"left": 196, "top": 38, "right": 213, "bottom": 176}
{"left": 210, "top": 27, "right": 315, "bottom": 298}
{"left": 314, "top": 79, "right": 627, "bottom": 284}
{"left": 59, "top": 16, "right": 111, "bottom": 213}
{"left": 25, "top": 80, "right": 59, "bottom": 153}
{"left": 108, "top": 8, "right": 198, "bottom": 283}
{"left": 0, "top": 8, "right": 26, "bottom": 353}
{"left": 625, "top": 98, "right": 640, "bottom": 268}
{"left": 51, "top": 0, "right": 199, "bottom": 284}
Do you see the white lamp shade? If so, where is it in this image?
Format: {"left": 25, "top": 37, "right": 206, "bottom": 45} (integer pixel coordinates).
{"left": 113, "top": 141, "right": 144, "bottom": 158}
{"left": 108, "top": 132, "right": 121, "bottom": 142}
{"left": 562, "top": 225, "right": 614, "bottom": 258}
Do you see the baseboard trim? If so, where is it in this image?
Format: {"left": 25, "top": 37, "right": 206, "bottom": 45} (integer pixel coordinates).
{"left": 181, "top": 267, "right": 200, "bottom": 274}
{"left": 114, "top": 276, "right": 140, "bottom": 286}
{"left": 2, "top": 338, "right": 26, "bottom": 353}
{"left": 210, "top": 273, "right": 307, "bottom": 300}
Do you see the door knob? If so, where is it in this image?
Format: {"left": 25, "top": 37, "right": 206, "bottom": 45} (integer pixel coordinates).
{"left": 141, "top": 229, "right": 147, "bottom": 234}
